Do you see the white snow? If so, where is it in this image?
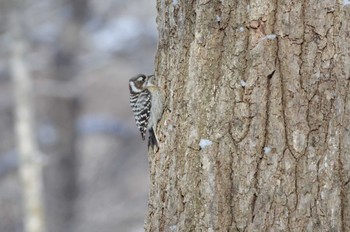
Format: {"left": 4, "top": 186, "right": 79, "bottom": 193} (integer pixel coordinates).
{"left": 199, "top": 139, "right": 213, "bottom": 149}
{"left": 344, "top": 0, "right": 350, "bottom": 6}
{"left": 263, "top": 147, "right": 271, "bottom": 154}
{"left": 216, "top": 15, "right": 221, "bottom": 22}
{"left": 240, "top": 80, "right": 246, "bottom": 87}
{"left": 172, "top": 0, "right": 178, "bottom": 6}
{"left": 260, "top": 34, "right": 277, "bottom": 41}
{"left": 238, "top": 26, "right": 245, "bottom": 32}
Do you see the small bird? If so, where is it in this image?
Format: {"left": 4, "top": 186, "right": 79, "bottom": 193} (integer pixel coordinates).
{"left": 129, "top": 74, "right": 164, "bottom": 150}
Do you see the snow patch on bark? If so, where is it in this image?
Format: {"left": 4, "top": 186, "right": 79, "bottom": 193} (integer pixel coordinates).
{"left": 199, "top": 139, "right": 213, "bottom": 149}
{"left": 169, "top": 225, "right": 177, "bottom": 231}
{"left": 260, "top": 34, "right": 277, "bottom": 41}
{"left": 263, "top": 147, "right": 271, "bottom": 154}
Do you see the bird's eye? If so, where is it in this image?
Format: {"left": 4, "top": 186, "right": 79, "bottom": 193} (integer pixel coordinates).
{"left": 137, "top": 76, "right": 145, "bottom": 82}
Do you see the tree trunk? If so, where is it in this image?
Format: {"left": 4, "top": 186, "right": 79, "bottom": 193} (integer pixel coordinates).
{"left": 146, "top": 1, "right": 350, "bottom": 231}
{"left": 9, "top": 1, "right": 46, "bottom": 231}
{"left": 38, "top": 1, "right": 89, "bottom": 231}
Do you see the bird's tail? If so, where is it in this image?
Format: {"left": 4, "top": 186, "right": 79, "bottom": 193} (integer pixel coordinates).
{"left": 148, "top": 127, "right": 159, "bottom": 151}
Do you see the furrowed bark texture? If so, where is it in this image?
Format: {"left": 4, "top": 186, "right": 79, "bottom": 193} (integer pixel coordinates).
{"left": 146, "top": 0, "right": 350, "bottom": 231}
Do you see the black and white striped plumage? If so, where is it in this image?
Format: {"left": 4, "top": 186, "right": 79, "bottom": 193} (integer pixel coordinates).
{"left": 130, "top": 89, "right": 151, "bottom": 140}
{"left": 129, "top": 74, "right": 163, "bottom": 149}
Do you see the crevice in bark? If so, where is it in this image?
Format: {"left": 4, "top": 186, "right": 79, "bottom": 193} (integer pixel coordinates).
{"left": 294, "top": 158, "right": 300, "bottom": 214}
{"left": 338, "top": 129, "right": 345, "bottom": 232}
{"left": 251, "top": 68, "right": 275, "bottom": 223}
{"left": 276, "top": 37, "right": 296, "bottom": 161}
{"left": 251, "top": 193, "right": 258, "bottom": 223}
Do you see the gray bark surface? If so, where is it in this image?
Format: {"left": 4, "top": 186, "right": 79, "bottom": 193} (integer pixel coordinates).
{"left": 146, "top": 1, "right": 350, "bottom": 231}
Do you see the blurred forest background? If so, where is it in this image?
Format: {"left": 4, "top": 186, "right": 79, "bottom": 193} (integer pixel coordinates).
{"left": 0, "top": 0, "right": 157, "bottom": 231}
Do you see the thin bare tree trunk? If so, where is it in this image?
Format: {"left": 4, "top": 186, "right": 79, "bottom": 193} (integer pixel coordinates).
{"left": 38, "top": 1, "right": 89, "bottom": 231}
{"left": 9, "top": 2, "right": 46, "bottom": 232}
{"left": 146, "top": 1, "right": 350, "bottom": 231}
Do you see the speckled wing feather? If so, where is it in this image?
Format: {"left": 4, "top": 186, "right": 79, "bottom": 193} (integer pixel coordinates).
{"left": 130, "top": 89, "right": 152, "bottom": 140}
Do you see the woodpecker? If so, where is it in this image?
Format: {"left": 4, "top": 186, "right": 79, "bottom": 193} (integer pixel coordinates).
{"left": 129, "top": 74, "right": 164, "bottom": 150}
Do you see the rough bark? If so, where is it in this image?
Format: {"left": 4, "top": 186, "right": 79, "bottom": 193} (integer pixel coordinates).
{"left": 146, "top": 0, "right": 350, "bottom": 231}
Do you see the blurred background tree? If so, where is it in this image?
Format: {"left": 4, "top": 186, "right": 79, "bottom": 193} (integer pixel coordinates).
{"left": 1, "top": 0, "right": 156, "bottom": 231}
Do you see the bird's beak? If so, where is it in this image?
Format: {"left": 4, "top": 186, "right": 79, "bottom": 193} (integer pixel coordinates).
{"left": 148, "top": 74, "right": 156, "bottom": 83}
